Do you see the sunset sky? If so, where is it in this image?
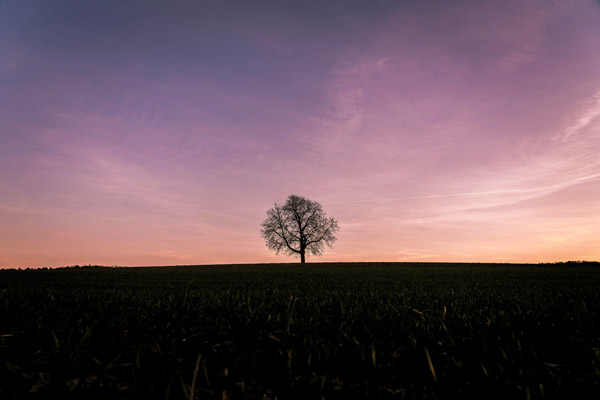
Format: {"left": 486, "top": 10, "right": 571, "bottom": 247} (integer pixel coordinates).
{"left": 1, "top": 0, "right": 599, "bottom": 267}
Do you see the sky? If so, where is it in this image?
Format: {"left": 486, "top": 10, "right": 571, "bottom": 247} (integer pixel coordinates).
{"left": 1, "top": 0, "right": 599, "bottom": 267}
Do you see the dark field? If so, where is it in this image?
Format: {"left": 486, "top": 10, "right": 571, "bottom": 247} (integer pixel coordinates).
{"left": 1, "top": 263, "right": 599, "bottom": 399}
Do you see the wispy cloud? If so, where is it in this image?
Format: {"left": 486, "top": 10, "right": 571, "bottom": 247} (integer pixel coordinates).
{"left": 323, "top": 172, "right": 600, "bottom": 207}
{"left": 558, "top": 90, "right": 600, "bottom": 140}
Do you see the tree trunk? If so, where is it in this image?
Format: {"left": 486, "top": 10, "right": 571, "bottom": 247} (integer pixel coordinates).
{"left": 300, "top": 250, "right": 306, "bottom": 264}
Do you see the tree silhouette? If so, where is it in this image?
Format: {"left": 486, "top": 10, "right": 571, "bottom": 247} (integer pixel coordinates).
{"left": 261, "top": 195, "right": 339, "bottom": 264}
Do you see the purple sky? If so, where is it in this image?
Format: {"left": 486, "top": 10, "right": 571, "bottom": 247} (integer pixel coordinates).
{"left": 1, "top": 0, "right": 599, "bottom": 267}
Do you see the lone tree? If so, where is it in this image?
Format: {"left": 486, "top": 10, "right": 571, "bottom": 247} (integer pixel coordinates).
{"left": 261, "top": 194, "right": 339, "bottom": 264}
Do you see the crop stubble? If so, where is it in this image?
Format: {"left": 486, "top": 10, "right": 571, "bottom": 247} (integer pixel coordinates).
{"left": 1, "top": 263, "right": 599, "bottom": 399}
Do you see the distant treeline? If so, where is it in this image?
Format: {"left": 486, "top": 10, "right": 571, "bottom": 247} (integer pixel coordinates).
{"left": 58, "top": 264, "right": 118, "bottom": 269}
{"left": 1, "top": 264, "right": 120, "bottom": 270}
{"left": 1, "top": 260, "right": 599, "bottom": 271}
{"left": 545, "top": 260, "right": 600, "bottom": 265}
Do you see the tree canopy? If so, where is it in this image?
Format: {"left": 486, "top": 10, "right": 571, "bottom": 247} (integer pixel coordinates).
{"left": 261, "top": 195, "right": 339, "bottom": 263}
